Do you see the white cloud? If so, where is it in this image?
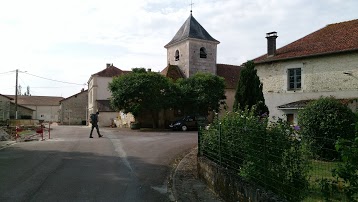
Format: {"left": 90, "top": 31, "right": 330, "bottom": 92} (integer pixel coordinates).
{"left": 0, "top": 0, "right": 357, "bottom": 97}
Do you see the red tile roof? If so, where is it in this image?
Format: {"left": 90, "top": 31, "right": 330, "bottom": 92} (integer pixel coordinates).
{"left": 278, "top": 98, "right": 358, "bottom": 109}
{"left": 216, "top": 64, "right": 242, "bottom": 89}
{"left": 6, "top": 95, "right": 64, "bottom": 106}
{"left": 92, "top": 65, "right": 130, "bottom": 77}
{"left": 0, "top": 94, "right": 13, "bottom": 100}
{"left": 160, "top": 65, "right": 185, "bottom": 81}
{"left": 60, "top": 89, "right": 88, "bottom": 103}
{"left": 255, "top": 19, "right": 358, "bottom": 63}
{"left": 10, "top": 102, "right": 35, "bottom": 111}
{"left": 160, "top": 64, "right": 242, "bottom": 89}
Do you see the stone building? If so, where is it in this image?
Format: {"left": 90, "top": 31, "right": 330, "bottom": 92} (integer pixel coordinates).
{"left": 59, "top": 89, "right": 88, "bottom": 125}
{"left": 6, "top": 95, "right": 63, "bottom": 122}
{"left": 9, "top": 102, "right": 34, "bottom": 119}
{"left": 0, "top": 94, "right": 12, "bottom": 121}
{"left": 162, "top": 12, "right": 242, "bottom": 113}
{"left": 87, "top": 64, "right": 131, "bottom": 127}
{"left": 254, "top": 19, "right": 358, "bottom": 123}
{"left": 164, "top": 13, "right": 220, "bottom": 78}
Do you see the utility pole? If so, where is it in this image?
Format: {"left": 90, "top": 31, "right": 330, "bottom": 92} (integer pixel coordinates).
{"left": 15, "top": 69, "right": 18, "bottom": 119}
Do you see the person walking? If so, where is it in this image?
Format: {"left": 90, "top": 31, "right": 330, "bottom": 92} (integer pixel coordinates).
{"left": 89, "top": 112, "right": 103, "bottom": 138}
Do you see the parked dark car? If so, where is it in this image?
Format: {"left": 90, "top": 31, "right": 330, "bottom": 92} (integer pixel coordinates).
{"left": 169, "top": 115, "right": 208, "bottom": 131}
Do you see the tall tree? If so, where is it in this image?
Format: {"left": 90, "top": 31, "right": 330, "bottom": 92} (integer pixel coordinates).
{"left": 233, "top": 60, "right": 268, "bottom": 115}
{"left": 23, "top": 86, "right": 31, "bottom": 96}
{"left": 108, "top": 68, "right": 177, "bottom": 128}
{"left": 177, "top": 73, "right": 226, "bottom": 116}
{"left": 17, "top": 85, "right": 22, "bottom": 95}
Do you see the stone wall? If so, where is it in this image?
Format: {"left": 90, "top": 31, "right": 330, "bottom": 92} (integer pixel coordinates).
{"left": 198, "top": 156, "right": 284, "bottom": 202}
{"left": 60, "top": 91, "right": 88, "bottom": 125}
{"left": 9, "top": 103, "right": 34, "bottom": 119}
{"left": 167, "top": 39, "right": 218, "bottom": 78}
{"left": 0, "top": 96, "right": 11, "bottom": 121}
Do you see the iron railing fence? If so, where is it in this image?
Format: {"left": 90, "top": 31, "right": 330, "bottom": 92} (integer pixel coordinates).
{"left": 198, "top": 123, "right": 351, "bottom": 202}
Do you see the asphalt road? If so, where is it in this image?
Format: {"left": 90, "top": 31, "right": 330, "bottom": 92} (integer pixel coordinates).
{"left": 0, "top": 126, "right": 198, "bottom": 202}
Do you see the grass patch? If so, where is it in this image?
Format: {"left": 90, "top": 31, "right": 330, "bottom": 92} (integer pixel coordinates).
{"left": 304, "top": 160, "right": 348, "bottom": 202}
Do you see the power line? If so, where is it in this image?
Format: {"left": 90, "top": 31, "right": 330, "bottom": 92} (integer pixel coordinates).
{"left": 23, "top": 72, "right": 86, "bottom": 86}
{"left": 28, "top": 86, "right": 82, "bottom": 89}
{"left": 0, "top": 70, "right": 15, "bottom": 75}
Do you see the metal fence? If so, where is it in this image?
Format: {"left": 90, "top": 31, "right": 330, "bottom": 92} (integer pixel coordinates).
{"left": 198, "top": 122, "right": 351, "bottom": 202}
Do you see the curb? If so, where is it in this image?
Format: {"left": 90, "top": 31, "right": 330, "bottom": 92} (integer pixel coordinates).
{"left": 0, "top": 141, "right": 16, "bottom": 151}
{"left": 169, "top": 147, "right": 198, "bottom": 202}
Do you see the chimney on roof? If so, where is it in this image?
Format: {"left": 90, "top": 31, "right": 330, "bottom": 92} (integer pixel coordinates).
{"left": 106, "top": 63, "right": 111, "bottom": 68}
{"left": 266, "top": 32, "right": 278, "bottom": 57}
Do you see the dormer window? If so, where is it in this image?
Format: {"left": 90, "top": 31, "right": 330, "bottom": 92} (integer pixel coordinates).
{"left": 200, "top": 47, "right": 207, "bottom": 58}
{"left": 175, "top": 50, "right": 180, "bottom": 61}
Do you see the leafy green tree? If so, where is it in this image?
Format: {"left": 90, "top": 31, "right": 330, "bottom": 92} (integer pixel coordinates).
{"left": 298, "top": 97, "right": 356, "bottom": 160}
{"left": 108, "top": 68, "right": 177, "bottom": 128}
{"left": 176, "top": 72, "right": 226, "bottom": 116}
{"left": 233, "top": 60, "right": 268, "bottom": 115}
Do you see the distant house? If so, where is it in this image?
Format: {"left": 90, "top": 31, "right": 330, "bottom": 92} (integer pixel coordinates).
{"left": 59, "top": 89, "right": 88, "bottom": 125}
{"left": 6, "top": 95, "right": 64, "bottom": 122}
{"left": 9, "top": 102, "right": 34, "bottom": 119}
{"left": 254, "top": 19, "right": 358, "bottom": 123}
{"left": 87, "top": 64, "right": 131, "bottom": 127}
{"left": 0, "top": 94, "right": 12, "bottom": 121}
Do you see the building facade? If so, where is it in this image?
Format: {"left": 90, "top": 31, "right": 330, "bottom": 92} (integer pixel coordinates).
{"left": 6, "top": 95, "right": 63, "bottom": 122}
{"left": 59, "top": 89, "right": 88, "bottom": 125}
{"left": 254, "top": 19, "right": 358, "bottom": 123}
{"left": 0, "top": 94, "right": 12, "bottom": 121}
{"left": 164, "top": 13, "right": 220, "bottom": 78}
{"left": 88, "top": 64, "right": 130, "bottom": 127}
{"left": 163, "top": 13, "right": 241, "bottom": 114}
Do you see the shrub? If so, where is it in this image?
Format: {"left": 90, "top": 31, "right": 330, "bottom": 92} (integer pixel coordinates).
{"left": 201, "top": 107, "right": 310, "bottom": 201}
{"left": 298, "top": 97, "right": 356, "bottom": 160}
{"left": 333, "top": 135, "right": 358, "bottom": 201}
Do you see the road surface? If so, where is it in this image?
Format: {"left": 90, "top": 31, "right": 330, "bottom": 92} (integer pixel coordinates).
{"left": 0, "top": 126, "right": 197, "bottom": 202}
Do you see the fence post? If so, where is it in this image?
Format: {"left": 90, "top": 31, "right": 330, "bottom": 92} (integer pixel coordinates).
{"left": 48, "top": 122, "right": 51, "bottom": 139}
{"left": 15, "top": 126, "right": 19, "bottom": 142}
{"left": 264, "top": 129, "right": 267, "bottom": 190}
{"left": 219, "top": 122, "right": 222, "bottom": 166}
{"left": 198, "top": 127, "right": 201, "bottom": 156}
{"left": 41, "top": 124, "right": 44, "bottom": 141}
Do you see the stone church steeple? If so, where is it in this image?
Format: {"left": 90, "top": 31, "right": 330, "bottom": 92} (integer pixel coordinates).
{"left": 164, "top": 13, "right": 220, "bottom": 78}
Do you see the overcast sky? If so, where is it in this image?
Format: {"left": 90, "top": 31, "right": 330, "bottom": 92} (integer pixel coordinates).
{"left": 0, "top": 0, "right": 357, "bottom": 98}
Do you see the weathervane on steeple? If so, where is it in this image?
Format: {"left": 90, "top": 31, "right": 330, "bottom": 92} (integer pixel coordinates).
{"left": 190, "top": 0, "right": 194, "bottom": 14}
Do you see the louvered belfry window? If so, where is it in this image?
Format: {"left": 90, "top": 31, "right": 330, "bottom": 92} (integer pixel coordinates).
{"left": 200, "top": 47, "right": 207, "bottom": 58}
{"left": 175, "top": 50, "right": 180, "bottom": 61}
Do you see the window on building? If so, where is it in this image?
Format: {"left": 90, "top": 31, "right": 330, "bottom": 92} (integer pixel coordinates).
{"left": 175, "top": 50, "right": 180, "bottom": 61}
{"left": 200, "top": 47, "right": 207, "bottom": 58}
{"left": 286, "top": 114, "right": 294, "bottom": 124}
{"left": 288, "top": 68, "right": 301, "bottom": 90}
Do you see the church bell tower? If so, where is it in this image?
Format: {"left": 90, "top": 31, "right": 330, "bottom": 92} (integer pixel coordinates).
{"left": 164, "top": 12, "right": 220, "bottom": 78}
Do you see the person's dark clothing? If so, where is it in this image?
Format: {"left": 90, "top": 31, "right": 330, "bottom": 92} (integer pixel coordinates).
{"left": 89, "top": 113, "right": 102, "bottom": 138}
